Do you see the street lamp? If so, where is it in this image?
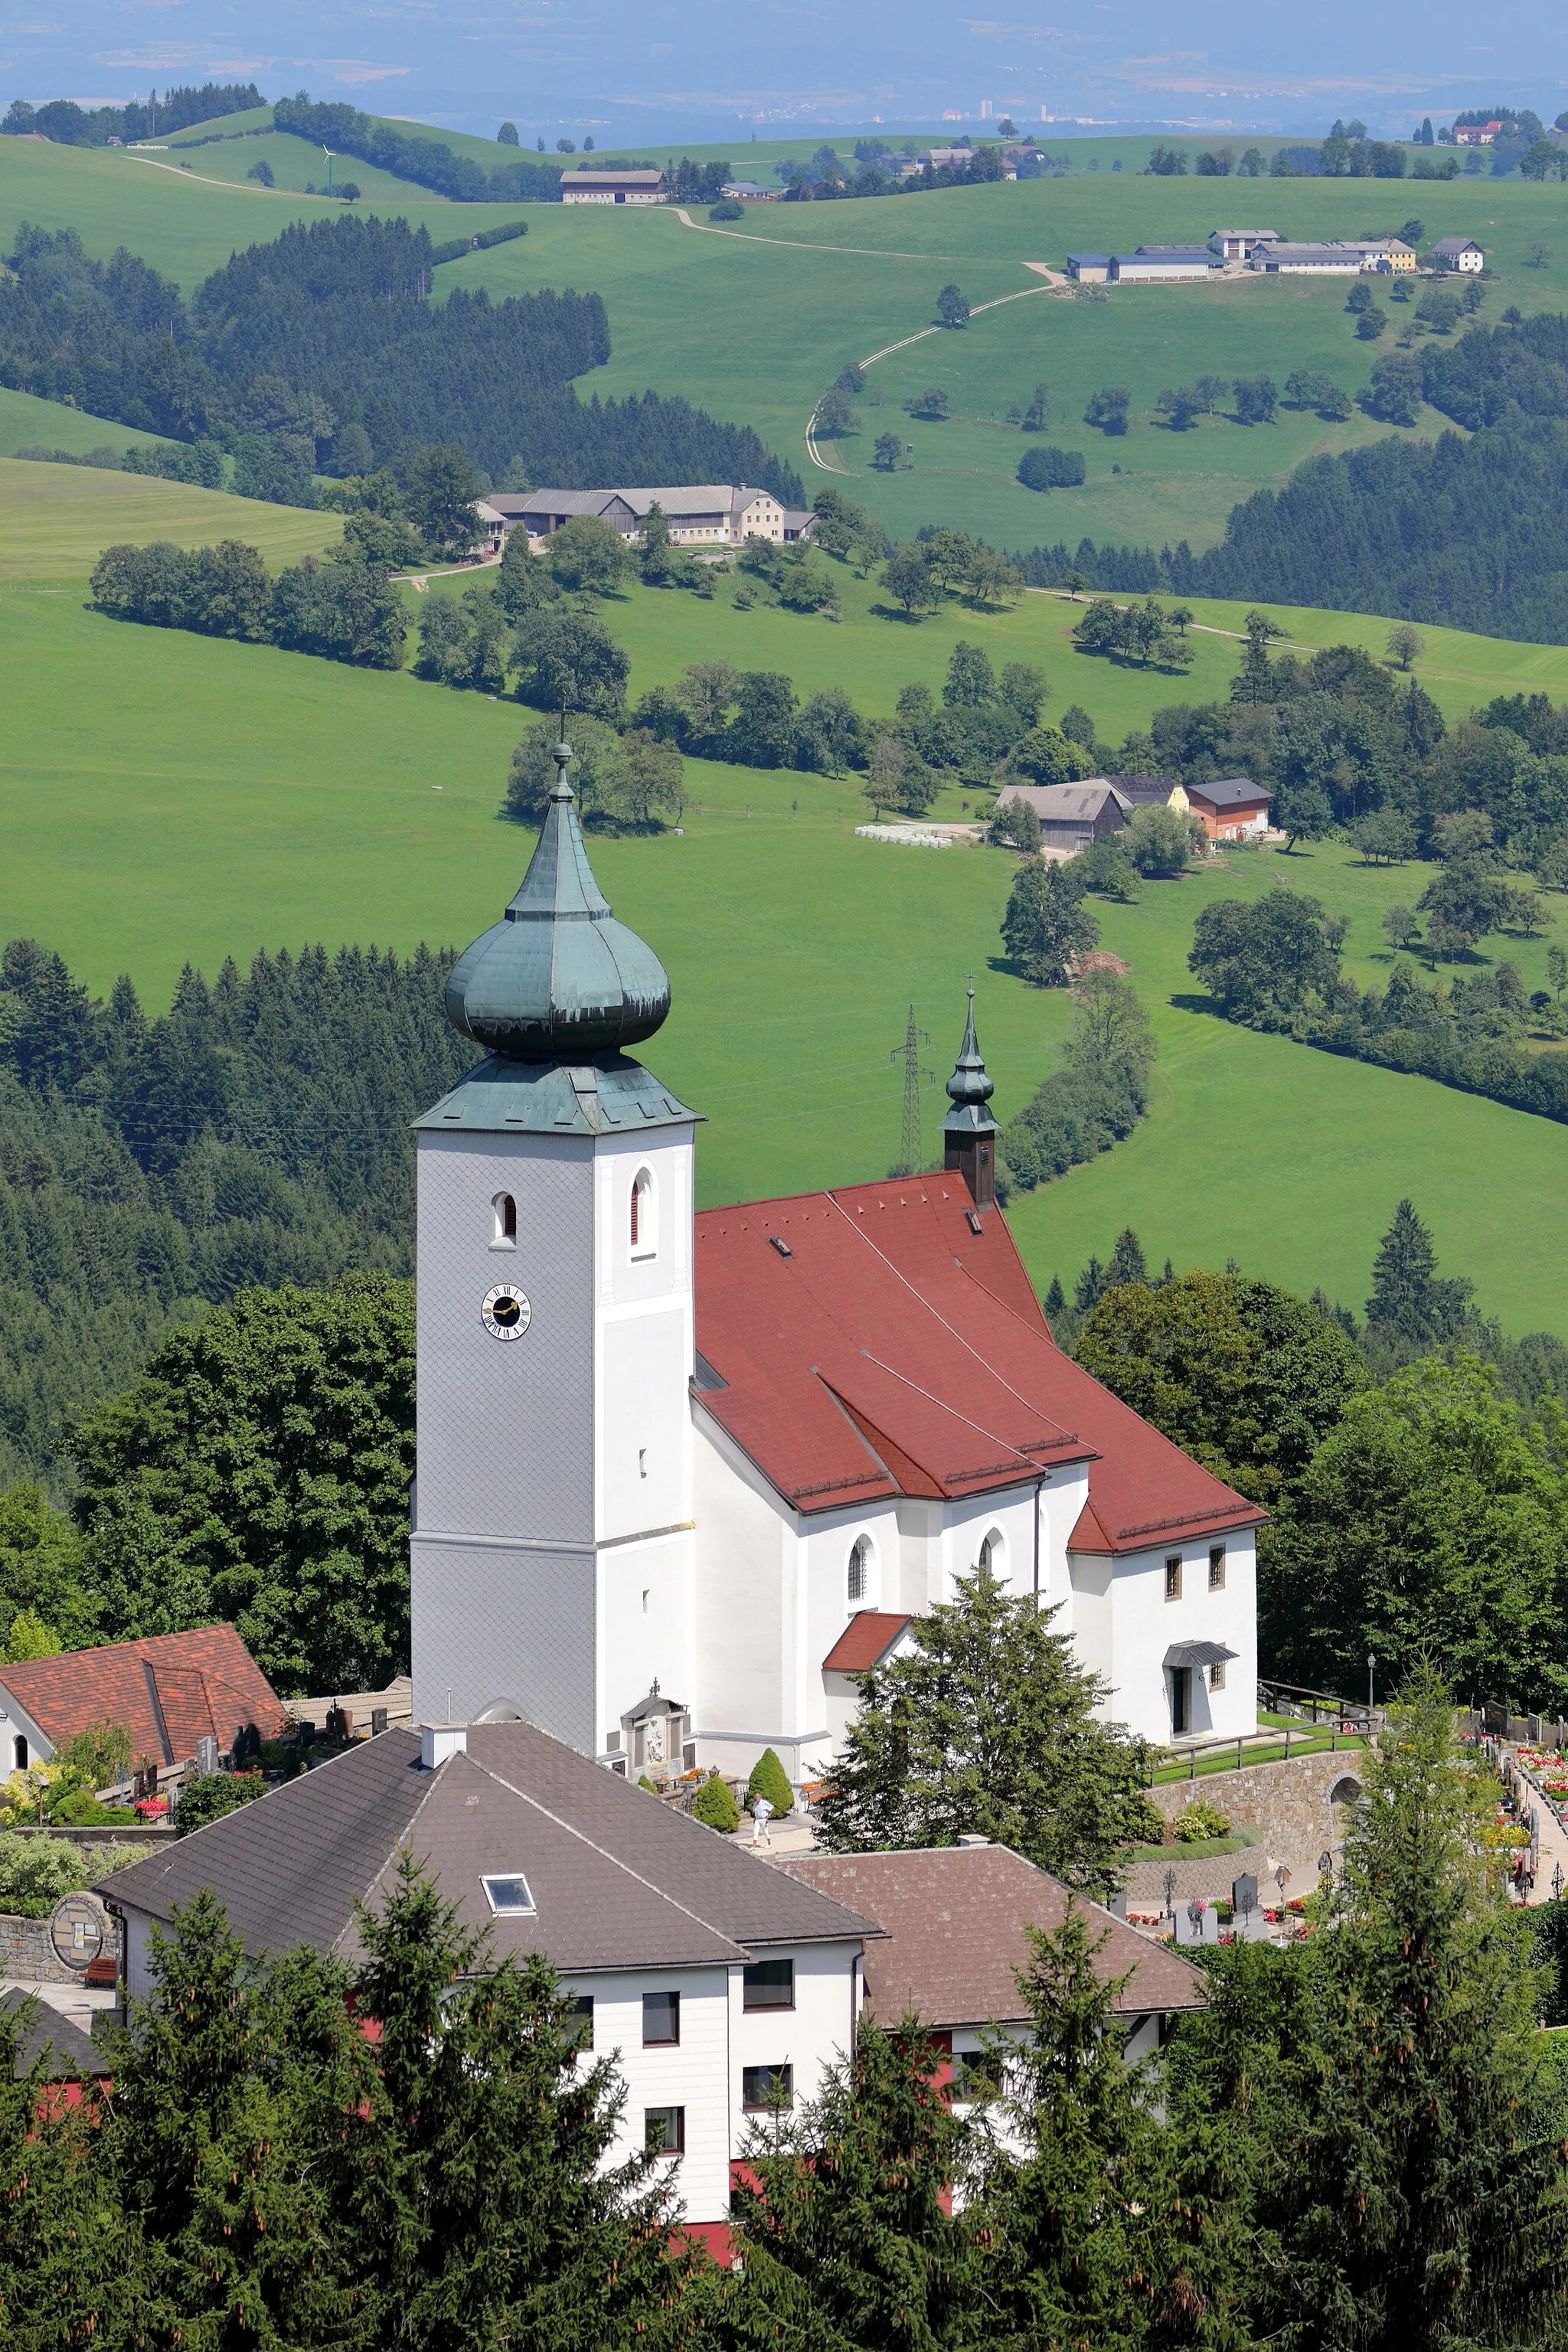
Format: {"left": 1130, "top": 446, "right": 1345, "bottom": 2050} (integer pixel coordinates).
{"left": 1367, "top": 1652, "right": 1376, "bottom": 1713}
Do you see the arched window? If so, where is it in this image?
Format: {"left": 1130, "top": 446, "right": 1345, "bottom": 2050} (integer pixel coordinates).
{"left": 976, "top": 1527, "right": 1005, "bottom": 1579}
{"left": 630, "top": 1168, "right": 655, "bottom": 1257}
{"left": 492, "top": 1193, "right": 517, "bottom": 1246}
{"left": 11, "top": 1736, "right": 26, "bottom": 1772}
{"left": 848, "top": 1535, "right": 874, "bottom": 1606}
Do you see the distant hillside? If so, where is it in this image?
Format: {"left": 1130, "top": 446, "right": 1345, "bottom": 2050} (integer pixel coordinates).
{"left": 0, "top": 212, "right": 805, "bottom": 505}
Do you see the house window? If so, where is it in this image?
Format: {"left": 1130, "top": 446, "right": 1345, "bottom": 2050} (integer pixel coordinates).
{"left": 742, "top": 2063, "right": 794, "bottom": 2111}
{"left": 743, "top": 1958, "right": 794, "bottom": 2011}
{"left": 11, "top": 1736, "right": 25, "bottom": 1772}
{"left": 630, "top": 1168, "right": 655, "bottom": 1256}
{"left": 570, "top": 1995, "right": 594, "bottom": 2047}
{"left": 480, "top": 1873, "right": 536, "bottom": 1915}
{"left": 643, "top": 1991, "right": 680, "bottom": 2047}
{"left": 952, "top": 2048, "right": 1004, "bottom": 2105}
{"left": 492, "top": 1193, "right": 517, "bottom": 1246}
{"left": 1165, "top": 1557, "right": 1182, "bottom": 1602}
{"left": 1208, "top": 1546, "right": 1227, "bottom": 1590}
{"left": 645, "top": 2105, "right": 685, "bottom": 2154}
{"left": 847, "top": 1535, "right": 873, "bottom": 1606}
{"left": 1209, "top": 1660, "right": 1227, "bottom": 1691}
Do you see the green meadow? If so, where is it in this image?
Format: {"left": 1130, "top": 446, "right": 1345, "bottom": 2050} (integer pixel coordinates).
{"left": 5, "top": 126, "right": 1568, "bottom": 552}
{"left": 0, "top": 458, "right": 343, "bottom": 577}
{"left": 6, "top": 511, "right": 1568, "bottom": 1331}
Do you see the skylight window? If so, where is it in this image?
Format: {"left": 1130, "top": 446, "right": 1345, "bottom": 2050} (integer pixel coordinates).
{"left": 481, "top": 1873, "right": 536, "bottom": 1915}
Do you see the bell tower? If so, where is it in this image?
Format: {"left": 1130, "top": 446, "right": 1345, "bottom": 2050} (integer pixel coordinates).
{"left": 942, "top": 982, "right": 998, "bottom": 1209}
{"left": 409, "top": 735, "right": 699, "bottom": 1756}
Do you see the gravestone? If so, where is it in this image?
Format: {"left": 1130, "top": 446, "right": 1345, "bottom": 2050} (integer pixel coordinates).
{"left": 1175, "top": 1899, "right": 1220, "bottom": 1948}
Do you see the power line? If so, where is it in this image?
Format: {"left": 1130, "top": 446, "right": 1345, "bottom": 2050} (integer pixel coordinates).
{"left": 888, "top": 1003, "right": 935, "bottom": 1175}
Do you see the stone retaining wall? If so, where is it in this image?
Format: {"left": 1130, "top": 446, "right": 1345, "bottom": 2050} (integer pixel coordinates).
{"left": 1150, "top": 1749, "right": 1368, "bottom": 1872}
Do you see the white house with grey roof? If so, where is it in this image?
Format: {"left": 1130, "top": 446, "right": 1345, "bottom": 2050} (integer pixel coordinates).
{"left": 98, "top": 1717, "right": 878, "bottom": 2237}
{"left": 475, "top": 485, "right": 812, "bottom": 554}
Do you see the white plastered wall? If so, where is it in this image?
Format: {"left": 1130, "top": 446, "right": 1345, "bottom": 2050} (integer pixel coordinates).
{"left": 1107, "top": 1534, "right": 1259, "bottom": 1745}
{"left": 562, "top": 1963, "right": 733, "bottom": 2224}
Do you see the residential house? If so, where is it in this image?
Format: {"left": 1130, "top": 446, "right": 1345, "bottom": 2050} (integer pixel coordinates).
{"left": 0, "top": 1625, "right": 285, "bottom": 1777}
{"left": 992, "top": 775, "right": 1181, "bottom": 851}
{"left": 1184, "top": 777, "right": 1272, "bottom": 840}
{"left": 781, "top": 1845, "right": 1207, "bottom": 2082}
{"left": 1452, "top": 122, "right": 1503, "bottom": 146}
{"left": 1064, "top": 253, "right": 1111, "bottom": 282}
{"left": 1432, "top": 237, "right": 1485, "bottom": 272}
{"left": 2, "top": 1991, "right": 109, "bottom": 2109}
{"left": 475, "top": 485, "right": 795, "bottom": 552}
{"left": 96, "top": 1719, "right": 878, "bottom": 2240}
{"left": 1357, "top": 237, "right": 1417, "bottom": 272}
{"left": 720, "top": 180, "right": 776, "bottom": 201}
{"left": 559, "top": 168, "right": 666, "bottom": 205}
{"left": 1208, "top": 228, "right": 1281, "bottom": 260}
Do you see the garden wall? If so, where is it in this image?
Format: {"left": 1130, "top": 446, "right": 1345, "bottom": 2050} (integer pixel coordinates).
{"left": 1150, "top": 1749, "right": 1368, "bottom": 1871}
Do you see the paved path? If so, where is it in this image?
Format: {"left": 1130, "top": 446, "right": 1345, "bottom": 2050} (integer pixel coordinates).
{"left": 1505, "top": 1746, "right": 1568, "bottom": 1904}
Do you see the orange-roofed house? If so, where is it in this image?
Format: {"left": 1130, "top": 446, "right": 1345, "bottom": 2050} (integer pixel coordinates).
{"left": 0, "top": 1626, "right": 286, "bottom": 1777}
{"left": 407, "top": 748, "right": 1264, "bottom": 1781}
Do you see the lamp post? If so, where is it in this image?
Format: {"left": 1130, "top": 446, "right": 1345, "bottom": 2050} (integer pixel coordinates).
{"left": 1367, "top": 1652, "right": 1376, "bottom": 1715}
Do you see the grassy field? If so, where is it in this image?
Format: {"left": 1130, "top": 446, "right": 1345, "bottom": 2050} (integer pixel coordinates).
{"left": 0, "top": 459, "right": 343, "bottom": 579}
{"left": 8, "top": 514, "right": 1568, "bottom": 1334}
{"left": 0, "top": 391, "right": 176, "bottom": 463}
{"left": 5, "top": 128, "right": 1567, "bottom": 555}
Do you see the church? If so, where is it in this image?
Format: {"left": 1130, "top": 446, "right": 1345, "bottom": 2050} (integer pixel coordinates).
{"left": 408, "top": 735, "right": 1262, "bottom": 1780}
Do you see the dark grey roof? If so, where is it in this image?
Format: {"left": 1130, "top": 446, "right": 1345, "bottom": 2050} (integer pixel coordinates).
{"left": 1102, "top": 773, "right": 1178, "bottom": 805}
{"left": 1165, "top": 1641, "right": 1238, "bottom": 1670}
{"left": 96, "top": 1724, "right": 877, "bottom": 1974}
{"left": 1, "top": 1989, "right": 105, "bottom": 2082}
{"left": 995, "top": 782, "right": 1122, "bottom": 821}
{"left": 1187, "top": 776, "right": 1270, "bottom": 808}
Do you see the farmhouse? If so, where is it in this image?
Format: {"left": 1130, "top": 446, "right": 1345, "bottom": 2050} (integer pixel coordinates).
{"left": 0, "top": 1625, "right": 284, "bottom": 1775}
{"left": 1208, "top": 227, "right": 1281, "bottom": 260}
{"left": 720, "top": 179, "right": 775, "bottom": 201}
{"left": 475, "top": 485, "right": 804, "bottom": 551}
{"left": 992, "top": 775, "right": 1183, "bottom": 851}
{"left": 1064, "top": 253, "right": 1111, "bottom": 282}
{"left": 406, "top": 750, "right": 1263, "bottom": 1771}
{"left": 1432, "top": 237, "right": 1485, "bottom": 272}
{"left": 559, "top": 168, "right": 665, "bottom": 205}
{"left": 1185, "top": 776, "right": 1272, "bottom": 840}
{"left": 1452, "top": 121, "right": 1502, "bottom": 145}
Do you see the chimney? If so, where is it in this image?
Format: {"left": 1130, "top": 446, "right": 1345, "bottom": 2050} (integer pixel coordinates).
{"left": 420, "top": 1724, "right": 467, "bottom": 1769}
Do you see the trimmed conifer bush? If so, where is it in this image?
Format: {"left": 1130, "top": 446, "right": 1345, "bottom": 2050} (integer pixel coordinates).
{"left": 691, "top": 1772, "right": 740, "bottom": 1831}
{"left": 747, "top": 1747, "right": 794, "bottom": 1816}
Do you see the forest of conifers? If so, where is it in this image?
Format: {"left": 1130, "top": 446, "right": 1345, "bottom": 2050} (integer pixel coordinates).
{"left": 0, "top": 216, "right": 804, "bottom": 500}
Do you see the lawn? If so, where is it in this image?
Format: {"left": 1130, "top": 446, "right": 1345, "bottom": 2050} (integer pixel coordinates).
{"left": 9, "top": 552, "right": 1568, "bottom": 1338}
{"left": 0, "top": 390, "right": 176, "bottom": 462}
{"left": 0, "top": 459, "right": 343, "bottom": 579}
{"left": 5, "top": 126, "right": 1567, "bottom": 558}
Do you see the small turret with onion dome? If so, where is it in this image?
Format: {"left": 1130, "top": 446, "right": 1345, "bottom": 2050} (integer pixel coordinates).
{"left": 942, "top": 979, "right": 998, "bottom": 1210}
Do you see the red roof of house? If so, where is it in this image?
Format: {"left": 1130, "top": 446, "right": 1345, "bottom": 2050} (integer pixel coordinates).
{"left": 822, "top": 1611, "right": 913, "bottom": 1674}
{"left": 693, "top": 1180, "right": 1262, "bottom": 1552}
{"left": 0, "top": 1626, "right": 286, "bottom": 1769}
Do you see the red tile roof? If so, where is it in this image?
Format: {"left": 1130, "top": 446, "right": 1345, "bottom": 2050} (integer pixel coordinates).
{"left": 0, "top": 1626, "right": 286, "bottom": 1769}
{"left": 694, "top": 1181, "right": 1262, "bottom": 1552}
{"left": 822, "top": 1612, "right": 912, "bottom": 1674}
{"left": 781, "top": 1847, "right": 1207, "bottom": 2024}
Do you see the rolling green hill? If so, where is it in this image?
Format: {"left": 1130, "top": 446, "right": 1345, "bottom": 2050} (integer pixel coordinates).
{"left": 5, "top": 125, "right": 1566, "bottom": 557}
{"left": 8, "top": 475, "right": 1568, "bottom": 1337}
{"left": 0, "top": 388, "right": 176, "bottom": 462}
{"left": 0, "top": 458, "right": 343, "bottom": 577}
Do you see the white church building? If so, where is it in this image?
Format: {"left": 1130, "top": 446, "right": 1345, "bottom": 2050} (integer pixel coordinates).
{"left": 409, "top": 737, "right": 1263, "bottom": 1779}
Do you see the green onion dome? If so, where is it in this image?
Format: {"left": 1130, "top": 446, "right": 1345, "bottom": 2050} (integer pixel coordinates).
{"left": 444, "top": 737, "right": 671, "bottom": 1062}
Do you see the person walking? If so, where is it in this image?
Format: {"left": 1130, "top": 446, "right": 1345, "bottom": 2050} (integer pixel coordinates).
{"left": 751, "top": 1793, "right": 774, "bottom": 1849}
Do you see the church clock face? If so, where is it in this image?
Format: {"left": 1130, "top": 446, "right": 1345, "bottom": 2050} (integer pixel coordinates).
{"left": 481, "top": 1284, "right": 531, "bottom": 1341}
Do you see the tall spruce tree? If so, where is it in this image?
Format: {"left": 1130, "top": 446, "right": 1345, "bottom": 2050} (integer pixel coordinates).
{"left": 812, "top": 1569, "right": 1156, "bottom": 1888}
{"left": 724, "top": 2018, "right": 980, "bottom": 2350}
{"left": 975, "top": 1903, "right": 1250, "bottom": 2350}
{"left": 353, "top": 1853, "right": 679, "bottom": 2350}
{"left": 1365, "top": 1198, "right": 1472, "bottom": 1344}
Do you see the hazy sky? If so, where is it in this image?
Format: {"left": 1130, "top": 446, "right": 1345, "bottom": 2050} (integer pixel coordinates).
{"left": 5, "top": 0, "right": 1565, "bottom": 142}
